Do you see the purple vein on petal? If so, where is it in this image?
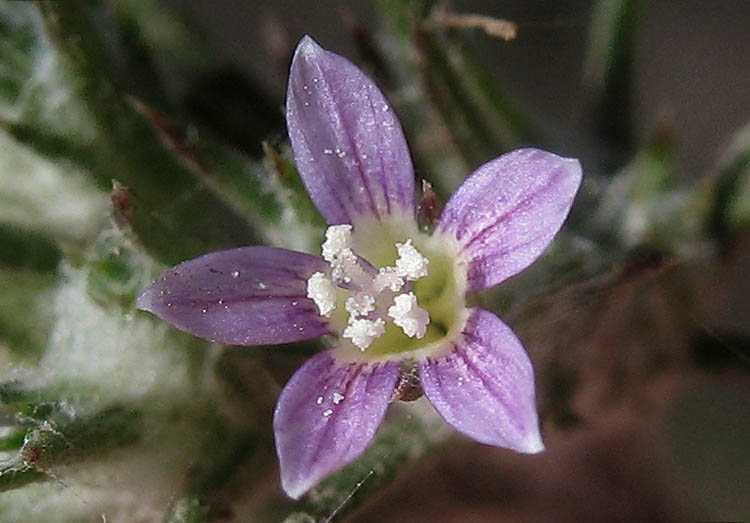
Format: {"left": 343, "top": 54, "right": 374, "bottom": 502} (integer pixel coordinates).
{"left": 287, "top": 102, "right": 352, "bottom": 222}
{"left": 273, "top": 350, "right": 399, "bottom": 499}
{"left": 286, "top": 36, "right": 415, "bottom": 225}
{"left": 136, "top": 246, "right": 331, "bottom": 346}
{"left": 464, "top": 235, "right": 542, "bottom": 291}
{"left": 419, "top": 308, "right": 544, "bottom": 453}
{"left": 292, "top": 52, "right": 373, "bottom": 219}
{"left": 306, "top": 363, "right": 365, "bottom": 469}
{"left": 459, "top": 176, "right": 555, "bottom": 252}
{"left": 335, "top": 87, "right": 380, "bottom": 220}
{"left": 367, "top": 94, "right": 391, "bottom": 216}
{"left": 437, "top": 148, "right": 582, "bottom": 293}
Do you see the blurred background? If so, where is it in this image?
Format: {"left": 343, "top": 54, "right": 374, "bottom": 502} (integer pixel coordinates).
{"left": 1, "top": 1, "right": 749, "bottom": 522}
{"left": 177, "top": 0, "right": 750, "bottom": 178}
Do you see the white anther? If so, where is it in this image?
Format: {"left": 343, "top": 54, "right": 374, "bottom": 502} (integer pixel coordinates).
{"left": 312, "top": 227, "right": 434, "bottom": 345}
{"left": 343, "top": 318, "right": 386, "bottom": 350}
{"left": 330, "top": 248, "right": 361, "bottom": 283}
{"left": 345, "top": 292, "right": 376, "bottom": 318}
{"left": 373, "top": 266, "right": 405, "bottom": 293}
{"left": 388, "top": 292, "right": 429, "bottom": 339}
{"left": 395, "top": 240, "right": 429, "bottom": 281}
{"left": 306, "top": 272, "right": 337, "bottom": 317}
{"left": 321, "top": 225, "right": 353, "bottom": 262}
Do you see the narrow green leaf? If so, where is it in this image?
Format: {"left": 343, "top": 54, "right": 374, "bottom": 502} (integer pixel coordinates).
{"left": 416, "top": 29, "right": 498, "bottom": 166}
{"left": 373, "top": 0, "right": 471, "bottom": 194}
{"left": 115, "top": 102, "right": 322, "bottom": 254}
{"left": 114, "top": 0, "right": 211, "bottom": 74}
{"left": 375, "top": 1, "right": 535, "bottom": 195}
{"left": 419, "top": 18, "right": 535, "bottom": 157}
{"left": 584, "top": 0, "right": 640, "bottom": 149}
{"left": 0, "top": 462, "right": 48, "bottom": 493}
{"left": 2, "top": 2, "right": 263, "bottom": 264}
{"left": 19, "top": 406, "right": 142, "bottom": 468}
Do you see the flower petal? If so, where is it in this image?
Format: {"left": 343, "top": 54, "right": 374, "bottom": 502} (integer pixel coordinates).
{"left": 136, "top": 246, "right": 330, "bottom": 345}
{"left": 437, "top": 148, "right": 582, "bottom": 292}
{"left": 286, "top": 36, "right": 415, "bottom": 225}
{"left": 273, "top": 350, "right": 399, "bottom": 499}
{"left": 419, "top": 308, "right": 544, "bottom": 453}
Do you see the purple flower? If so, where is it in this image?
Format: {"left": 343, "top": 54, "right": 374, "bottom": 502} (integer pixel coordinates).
{"left": 137, "top": 36, "right": 582, "bottom": 499}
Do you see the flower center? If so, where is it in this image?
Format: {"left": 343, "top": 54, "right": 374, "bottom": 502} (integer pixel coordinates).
{"left": 307, "top": 220, "right": 465, "bottom": 361}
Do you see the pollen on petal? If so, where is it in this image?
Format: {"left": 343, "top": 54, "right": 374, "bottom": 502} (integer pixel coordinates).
{"left": 343, "top": 317, "right": 386, "bottom": 350}
{"left": 388, "top": 292, "right": 429, "bottom": 339}
{"left": 307, "top": 272, "right": 337, "bottom": 317}
{"left": 394, "top": 239, "right": 430, "bottom": 281}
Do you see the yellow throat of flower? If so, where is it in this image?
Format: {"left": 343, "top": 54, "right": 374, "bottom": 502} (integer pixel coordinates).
{"left": 306, "top": 217, "right": 467, "bottom": 363}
